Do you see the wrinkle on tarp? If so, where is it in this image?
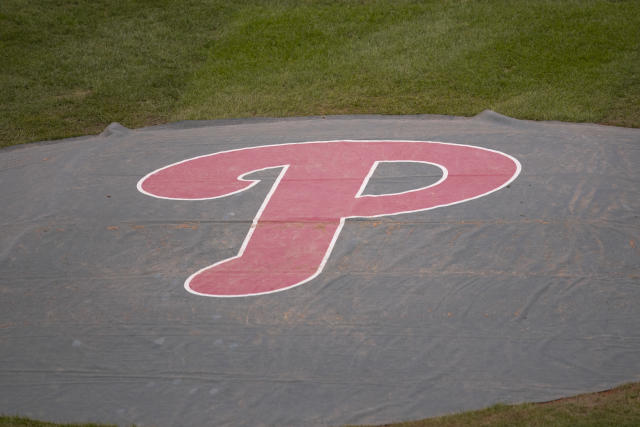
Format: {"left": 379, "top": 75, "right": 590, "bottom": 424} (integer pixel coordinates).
{"left": 1, "top": 112, "right": 639, "bottom": 426}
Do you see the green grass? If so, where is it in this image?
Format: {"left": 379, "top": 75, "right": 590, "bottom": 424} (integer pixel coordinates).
{"left": 2, "top": 382, "right": 639, "bottom": 426}
{"left": 2, "top": 0, "right": 640, "bottom": 148}
{"left": 351, "top": 382, "right": 640, "bottom": 426}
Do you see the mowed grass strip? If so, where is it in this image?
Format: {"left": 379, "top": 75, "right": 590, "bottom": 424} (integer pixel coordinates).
{"left": 1, "top": 0, "right": 639, "bottom": 148}
{"left": 1, "top": 382, "right": 639, "bottom": 426}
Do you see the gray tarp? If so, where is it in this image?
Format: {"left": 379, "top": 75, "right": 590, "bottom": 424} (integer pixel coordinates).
{"left": 1, "top": 111, "right": 639, "bottom": 426}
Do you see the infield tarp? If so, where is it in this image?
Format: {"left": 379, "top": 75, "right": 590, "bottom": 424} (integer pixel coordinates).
{"left": 1, "top": 111, "right": 639, "bottom": 426}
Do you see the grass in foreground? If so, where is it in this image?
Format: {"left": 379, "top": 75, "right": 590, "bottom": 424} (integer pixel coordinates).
{"left": 1, "top": 383, "right": 640, "bottom": 426}
{"left": 351, "top": 382, "right": 640, "bottom": 426}
{"left": 2, "top": 0, "right": 640, "bottom": 148}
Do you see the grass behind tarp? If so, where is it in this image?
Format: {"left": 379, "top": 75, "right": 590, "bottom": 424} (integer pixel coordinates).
{"left": 181, "top": 0, "right": 640, "bottom": 124}
{"left": 2, "top": 0, "right": 639, "bottom": 147}
{"left": 1, "top": 0, "right": 236, "bottom": 146}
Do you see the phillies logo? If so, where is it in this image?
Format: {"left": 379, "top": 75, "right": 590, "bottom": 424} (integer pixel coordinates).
{"left": 138, "top": 140, "right": 521, "bottom": 297}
